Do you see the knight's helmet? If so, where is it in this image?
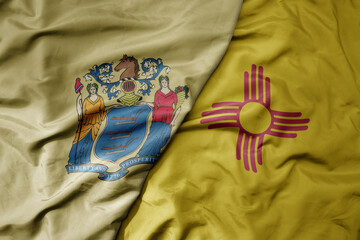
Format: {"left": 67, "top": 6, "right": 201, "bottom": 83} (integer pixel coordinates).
{"left": 122, "top": 80, "right": 136, "bottom": 92}
{"left": 117, "top": 80, "right": 142, "bottom": 107}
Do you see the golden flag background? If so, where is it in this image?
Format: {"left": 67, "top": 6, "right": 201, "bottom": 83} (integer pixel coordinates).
{"left": 119, "top": 0, "right": 360, "bottom": 239}
{"left": 0, "top": 1, "right": 242, "bottom": 239}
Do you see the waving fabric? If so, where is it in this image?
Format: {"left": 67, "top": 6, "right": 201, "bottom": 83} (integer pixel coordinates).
{"left": 0, "top": 1, "right": 242, "bottom": 239}
{"left": 118, "top": 0, "right": 360, "bottom": 239}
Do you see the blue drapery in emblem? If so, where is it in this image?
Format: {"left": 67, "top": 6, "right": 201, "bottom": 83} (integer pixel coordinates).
{"left": 68, "top": 130, "right": 94, "bottom": 165}
{"left": 94, "top": 105, "right": 151, "bottom": 162}
{"left": 138, "top": 121, "right": 171, "bottom": 157}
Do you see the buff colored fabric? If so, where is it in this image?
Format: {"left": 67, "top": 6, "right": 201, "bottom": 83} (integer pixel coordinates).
{"left": 0, "top": 1, "right": 242, "bottom": 239}
{"left": 119, "top": 0, "right": 360, "bottom": 239}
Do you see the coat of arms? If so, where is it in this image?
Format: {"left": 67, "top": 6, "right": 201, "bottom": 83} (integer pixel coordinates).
{"left": 66, "top": 55, "right": 189, "bottom": 181}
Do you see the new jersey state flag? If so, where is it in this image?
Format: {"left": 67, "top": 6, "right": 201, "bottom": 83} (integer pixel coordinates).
{"left": 0, "top": 1, "right": 242, "bottom": 239}
{"left": 119, "top": 0, "right": 360, "bottom": 239}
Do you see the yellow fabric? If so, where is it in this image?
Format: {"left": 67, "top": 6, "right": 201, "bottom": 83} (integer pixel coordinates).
{"left": 0, "top": 0, "right": 242, "bottom": 239}
{"left": 119, "top": 0, "right": 360, "bottom": 239}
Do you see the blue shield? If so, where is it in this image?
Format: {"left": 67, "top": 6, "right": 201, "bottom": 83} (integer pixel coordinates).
{"left": 94, "top": 105, "right": 151, "bottom": 162}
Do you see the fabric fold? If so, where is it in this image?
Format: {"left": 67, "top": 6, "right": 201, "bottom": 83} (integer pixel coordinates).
{"left": 0, "top": 0, "right": 242, "bottom": 239}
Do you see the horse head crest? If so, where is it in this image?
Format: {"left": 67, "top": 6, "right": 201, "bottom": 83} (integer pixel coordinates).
{"left": 115, "top": 55, "right": 140, "bottom": 80}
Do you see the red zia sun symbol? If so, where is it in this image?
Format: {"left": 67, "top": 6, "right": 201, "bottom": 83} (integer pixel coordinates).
{"left": 200, "top": 64, "right": 310, "bottom": 173}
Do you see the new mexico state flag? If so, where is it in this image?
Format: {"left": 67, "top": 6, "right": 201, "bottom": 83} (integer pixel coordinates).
{"left": 119, "top": 0, "right": 360, "bottom": 239}
{"left": 0, "top": 0, "right": 242, "bottom": 239}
